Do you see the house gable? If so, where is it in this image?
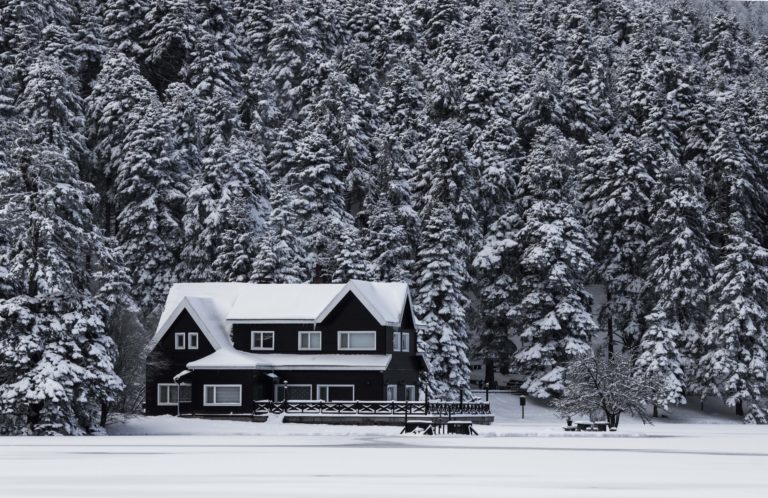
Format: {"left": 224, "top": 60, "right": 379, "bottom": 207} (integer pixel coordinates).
{"left": 148, "top": 309, "right": 215, "bottom": 359}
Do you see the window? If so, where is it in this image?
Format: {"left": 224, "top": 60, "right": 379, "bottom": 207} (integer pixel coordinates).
{"left": 338, "top": 331, "right": 376, "bottom": 351}
{"left": 386, "top": 384, "right": 397, "bottom": 401}
{"left": 251, "top": 331, "right": 275, "bottom": 350}
{"left": 275, "top": 384, "right": 313, "bottom": 401}
{"left": 393, "top": 331, "right": 401, "bottom": 352}
{"left": 317, "top": 385, "right": 355, "bottom": 402}
{"left": 405, "top": 385, "right": 416, "bottom": 401}
{"left": 204, "top": 385, "right": 242, "bottom": 406}
{"left": 174, "top": 332, "right": 185, "bottom": 350}
{"left": 188, "top": 332, "right": 199, "bottom": 350}
{"left": 298, "top": 331, "right": 321, "bottom": 350}
{"left": 400, "top": 332, "right": 410, "bottom": 352}
{"left": 157, "top": 384, "right": 179, "bottom": 405}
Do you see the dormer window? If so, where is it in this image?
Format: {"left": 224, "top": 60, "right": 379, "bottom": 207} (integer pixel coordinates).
{"left": 251, "top": 331, "right": 275, "bottom": 351}
{"left": 174, "top": 332, "right": 186, "bottom": 350}
{"left": 188, "top": 332, "right": 199, "bottom": 350}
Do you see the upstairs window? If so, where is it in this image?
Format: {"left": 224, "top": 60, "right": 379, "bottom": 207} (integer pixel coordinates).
{"left": 393, "top": 331, "right": 401, "bottom": 352}
{"left": 298, "top": 331, "right": 321, "bottom": 351}
{"left": 400, "top": 332, "right": 410, "bottom": 352}
{"left": 251, "top": 331, "right": 275, "bottom": 351}
{"left": 174, "top": 332, "right": 186, "bottom": 350}
{"left": 338, "top": 331, "right": 376, "bottom": 351}
{"left": 188, "top": 332, "right": 199, "bottom": 350}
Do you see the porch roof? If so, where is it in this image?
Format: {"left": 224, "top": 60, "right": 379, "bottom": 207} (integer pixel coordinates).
{"left": 186, "top": 349, "right": 392, "bottom": 371}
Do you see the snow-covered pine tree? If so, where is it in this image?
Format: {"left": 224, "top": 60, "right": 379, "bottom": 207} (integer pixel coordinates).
{"left": 510, "top": 126, "right": 596, "bottom": 398}
{"left": 581, "top": 133, "right": 657, "bottom": 352}
{"left": 363, "top": 128, "right": 420, "bottom": 284}
{"left": 179, "top": 133, "right": 269, "bottom": 282}
{"left": 0, "top": 58, "right": 122, "bottom": 433}
{"left": 113, "top": 96, "right": 186, "bottom": 310}
{"left": 332, "top": 227, "right": 374, "bottom": 283}
{"left": 413, "top": 119, "right": 480, "bottom": 252}
{"left": 85, "top": 53, "right": 158, "bottom": 235}
{"left": 278, "top": 125, "right": 352, "bottom": 277}
{"left": 251, "top": 185, "right": 308, "bottom": 284}
{"left": 415, "top": 203, "right": 471, "bottom": 400}
{"left": 696, "top": 213, "right": 768, "bottom": 423}
{"left": 140, "top": 0, "right": 196, "bottom": 93}
{"left": 637, "top": 160, "right": 712, "bottom": 409}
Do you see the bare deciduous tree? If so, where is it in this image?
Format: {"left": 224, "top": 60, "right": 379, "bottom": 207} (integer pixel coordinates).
{"left": 553, "top": 350, "right": 664, "bottom": 428}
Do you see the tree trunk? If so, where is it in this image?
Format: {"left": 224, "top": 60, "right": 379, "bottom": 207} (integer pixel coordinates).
{"left": 484, "top": 358, "right": 494, "bottom": 388}
{"left": 736, "top": 399, "right": 744, "bottom": 417}
{"left": 100, "top": 402, "right": 109, "bottom": 427}
{"left": 606, "top": 289, "right": 614, "bottom": 358}
{"left": 653, "top": 404, "right": 658, "bottom": 418}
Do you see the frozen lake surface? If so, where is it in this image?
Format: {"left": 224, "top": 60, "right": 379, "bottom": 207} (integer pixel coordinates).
{"left": 2, "top": 394, "right": 767, "bottom": 498}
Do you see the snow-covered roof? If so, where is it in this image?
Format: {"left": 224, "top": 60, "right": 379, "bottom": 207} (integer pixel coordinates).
{"left": 226, "top": 284, "right": 345, "bottom": 322}
{"left": 187, "top": 351, "right": 392, "bottom": 371}
{"left": 149, "top": 280, "right": 419, "bottom": 354}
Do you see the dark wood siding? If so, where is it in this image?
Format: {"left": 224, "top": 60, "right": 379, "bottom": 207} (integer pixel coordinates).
{"left": 145, "top": 309, "right": 214, "bottom": 415}
{"left": 267, "top": 370, "right": 385, "bottom": 400}
{"left": 230, "top": 293, "right": 387, "bottom": 354}
{"left": 182, "top": 370, "right": 256, "bottom": 414}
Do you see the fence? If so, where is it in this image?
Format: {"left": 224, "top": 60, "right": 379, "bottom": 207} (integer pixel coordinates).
{"left": 252, "top": 399, "right": 492, "bottom": 416}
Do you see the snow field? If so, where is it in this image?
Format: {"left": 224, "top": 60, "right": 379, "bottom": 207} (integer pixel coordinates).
{"left": 1, "top": 393, "right": 766, "bottom": 498}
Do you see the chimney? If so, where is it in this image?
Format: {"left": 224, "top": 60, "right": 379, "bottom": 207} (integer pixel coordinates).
{"left": 312, "top": 264, "right": 323, "bottom": 284}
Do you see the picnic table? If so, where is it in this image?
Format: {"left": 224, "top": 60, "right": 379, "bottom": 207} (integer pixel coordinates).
{"left": 569, "top": 420, "right": 611, "bottom": 432}
{"left": 446, "top": 420, "right": 478, "bottom": 435}
{"left": 402, "top": 419, "right": 434, "bottom": 435}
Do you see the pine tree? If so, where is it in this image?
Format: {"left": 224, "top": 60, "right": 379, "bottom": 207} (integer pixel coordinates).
{"left": 637, "top": 161, "right": 712, "bottom": 408}
{"left": 363, "top": 128, "right": 420, "bottom": 284}
{"left": 581, "top": 134, "right": 657, "bottom": 351}
{"left": 0, "top": 66, "right": 122, "bottom": 433}
{"left": 251, "top": 185, "right": 307, "bottom": 284}
{"left": 416, "top": 204, "right": 471, "bottom": 400}
{"left": 510, "top": 127, "right": 595, "bottom": 398}
{"left": 696, "top": 214, "right": 768, "bottom": 423}
{"left": 179, "top": 134, "right": 269, "bottom": 282}
{"left": 113, "top": 98, "right": 186, "bottom": 310}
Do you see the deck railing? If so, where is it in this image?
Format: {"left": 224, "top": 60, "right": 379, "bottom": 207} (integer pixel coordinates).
{"left": 251, "top": 399, "right": 492, "bottom": 416}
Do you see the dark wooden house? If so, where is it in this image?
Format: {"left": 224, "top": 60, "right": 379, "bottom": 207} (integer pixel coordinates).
{"left": 145, "top": 281, "right": 426, "bottom": 416}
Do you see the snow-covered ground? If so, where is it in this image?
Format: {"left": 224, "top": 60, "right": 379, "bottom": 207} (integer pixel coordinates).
{"left": 1, "top": 393, "right": 767, "bottom": 498}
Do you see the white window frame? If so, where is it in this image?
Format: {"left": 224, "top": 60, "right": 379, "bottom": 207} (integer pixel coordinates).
{"left": 338, "top": 330, "right": 377, "bottom": 351}
{"left": 386, "top": 384, "right": 397, "bottom": 401}
{"left": 317, "top": 384, "right": 355, "bottom": 402}
{"left": 298, "top": 331, "right": 321, "bottom": 351}
{"left": 400, "top": 332, "right": 410, "bottom": 352}
{"left": 251, "top": 330, "right": 275, "bottom": 351}
{"left": 405, "top": 385, "right": 416, "bottom": 401}
{"left": 188, "top": 332, "right": 199, "bottom": 350}
{"left": 275, "top": 384, "right": 314, "bottom": 401}
{"left": 174, "top": 332, "right": 185, "bottom": 350}
{"left": 393, "top": 331, "right": 401, "bottom": 352}
{"left": 203, "top": 384, "right": 242, "bottom": 406}
{"left": 157, "top": 383, "right": 179, "bottom": 406}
